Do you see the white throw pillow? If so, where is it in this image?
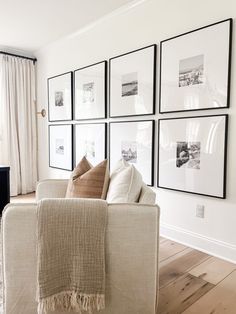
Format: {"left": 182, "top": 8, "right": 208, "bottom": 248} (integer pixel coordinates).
{"left": 106, "top": 159, "right": 143, "bottom": 203}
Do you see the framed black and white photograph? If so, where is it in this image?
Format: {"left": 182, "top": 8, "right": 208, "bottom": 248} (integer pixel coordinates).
{"left": 48, "top": 72, "right": 73, "bottom": 121}
{"left": 159, "top": 19, "right": 232, "bottom": 113}
{"left": 74, "top": 61, "right": 107, "bottom": 120}
{"left": 49, "top": 124, "right": 73, "bottom": 171}
{"left": 109, "top": 45, "right": 156, "bottom": 118}
{"left": 110, "top": 120, "right": 154, "bottom": 186}
{"left": 74, "top": 123, "right": 107, "bottom": 166}
{"left": 158, "top": 115, "right": 228, "bottom": 198}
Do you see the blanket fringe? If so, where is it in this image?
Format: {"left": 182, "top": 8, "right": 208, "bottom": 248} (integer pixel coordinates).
{"left": 37, "top": 291, "right": 105, "bottom": 314}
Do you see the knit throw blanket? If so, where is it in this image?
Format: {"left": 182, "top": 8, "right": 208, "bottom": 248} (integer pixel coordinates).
{"left": 36, "top": 198, "right": 108, "bottom": 313}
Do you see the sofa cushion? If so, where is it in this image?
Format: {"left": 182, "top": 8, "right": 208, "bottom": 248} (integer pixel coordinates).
{"left": 66, "top": 157, "right": 109, "bottom": 199}
{"left": 106, "top": 159, "right": 143, "bottom": 203}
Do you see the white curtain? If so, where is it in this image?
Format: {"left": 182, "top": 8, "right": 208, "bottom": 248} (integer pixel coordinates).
{"left": 0, "top": 55, "right": 37, "bottom": 196}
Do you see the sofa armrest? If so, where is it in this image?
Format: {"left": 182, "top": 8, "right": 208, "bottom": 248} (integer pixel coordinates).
{"left": 138, "top": 184, "right": 156, "bottom": 205}
{"left": 36, "top": 179, "right": 68, "bottom": 201}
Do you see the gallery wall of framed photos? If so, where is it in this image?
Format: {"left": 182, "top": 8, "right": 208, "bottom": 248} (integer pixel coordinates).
{"left": 47, "top": 17, "right": 232, "bottom": 196}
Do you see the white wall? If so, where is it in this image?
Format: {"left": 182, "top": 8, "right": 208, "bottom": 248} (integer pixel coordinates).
{"left": 35, "top": 0, "right": 236, "bottom": 263}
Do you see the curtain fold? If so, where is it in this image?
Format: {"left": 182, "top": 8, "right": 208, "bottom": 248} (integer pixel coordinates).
{"left": 0, "top": 55, "right": 37, "bottom": 196}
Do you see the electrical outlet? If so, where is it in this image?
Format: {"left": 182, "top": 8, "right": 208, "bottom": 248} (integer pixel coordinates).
{"left": 196, "top": 205, "right": 205, "bottom": 218}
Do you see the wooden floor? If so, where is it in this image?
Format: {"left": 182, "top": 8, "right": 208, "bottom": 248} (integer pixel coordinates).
{"left": 10, "top": 192, "right": 36, "bottom": 203}
{"left": 11, "top": 194, "right": 236, "bottom": 314}
{"left": 157, "top": 236, "right": 236, "bottom": 314}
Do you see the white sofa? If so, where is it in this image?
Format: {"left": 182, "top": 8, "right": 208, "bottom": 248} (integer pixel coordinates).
{"left": 2, "top": 179, "right": 160, "bottom": 314}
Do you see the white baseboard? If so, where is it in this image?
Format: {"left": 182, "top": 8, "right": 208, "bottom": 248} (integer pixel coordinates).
{"left": 160, "top": 222, "right": 236, "bottom": 264}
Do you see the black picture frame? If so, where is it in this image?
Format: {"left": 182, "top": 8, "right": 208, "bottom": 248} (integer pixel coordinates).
{"left": 157, "top": 114, "right": 228, "bottom": 199}
{"left": 109, "top": 44, "right": 157, "bottom": 118}
{"left": 74, "top": 61, "right": 107, "bottom": 121}
{"left": 73, "top": 122, "right": 107, "bottom": 167}
{"left": 109, "top": 120, "right": 155, "bottom": 186}
{"left": 48, "top": 71, "right": 73, "bottom": 122}
{"left": 49, "top": 124, "right": 73, "bottom": 171}
{"left": 159, "top": 18, "right": 232, "bottom": 114}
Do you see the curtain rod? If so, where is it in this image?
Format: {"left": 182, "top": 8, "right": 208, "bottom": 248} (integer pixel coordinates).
{"left": 0, "top": 51, "right": 37, "bottom": 63}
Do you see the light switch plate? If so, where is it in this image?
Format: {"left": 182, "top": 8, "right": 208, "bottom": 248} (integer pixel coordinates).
{"left": 196, "top": 205, "right": 205, "bottom": 218}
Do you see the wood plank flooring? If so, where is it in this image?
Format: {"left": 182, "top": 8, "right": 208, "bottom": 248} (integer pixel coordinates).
{"left": 10, "top": 195, "right": 236, "bottom": 313}
{"left": 158, "top": 273, "right": 214, "bottom": 314}
{"left": 182, "top": 271, "right": 236, "bottom": 314}
{"left": 157, "top": 238, "right": 236, "bottom": 314}
{"left": 188, "top": 257, "right": 236, "bottom": 285}
{"left": 10, "top": 192, "right": 35, "bottom": 203}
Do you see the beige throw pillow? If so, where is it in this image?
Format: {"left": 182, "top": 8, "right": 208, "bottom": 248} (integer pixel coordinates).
{"left": 66, "top": 157, "right": 110, "bottom": 199}
{"left": 106, "top": 159, "right": 143, "bottom": 203}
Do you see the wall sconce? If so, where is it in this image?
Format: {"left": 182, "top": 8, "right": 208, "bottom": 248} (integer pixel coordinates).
{"left": 37, "top": 109, "right": 46, "bottom": 118}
